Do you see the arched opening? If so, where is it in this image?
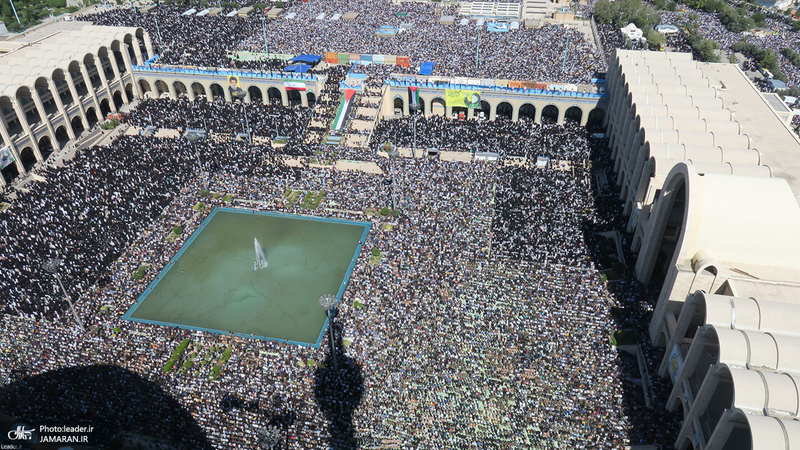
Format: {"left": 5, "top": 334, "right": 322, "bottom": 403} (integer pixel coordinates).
{"left": 496, "top": 101, "right": 513, "bottom": 120}
{"left": 451, "top": 106, "right": 467, "bottom": 119}
{"left": 97, "top": 47, "right": 116, "bottom": 82}
{"left": 154, "top": 80, "right": 169, "bottom": 97}
{"left": 83, "top": 54, "right": 102, "bottom": 89}
{"left": 0, "top": 96, "right": 23, "bottom": 136}
{"left": 431, "top": 97, "right": 446, "bottom": 116}
{"left": 173, "top": 80, "right": 188, "bottom": 98}
{"left": 542, "top": 105, "right": 559, "bottom": 124}
{"left": 69, "top": 61, "right": 89, "bottom": 97}
{"left": 267, "top": 87, "right": 282, "bottom": 104}
{"left": 564, "top": 106, "right": 583, "bottom": 124}
{"left": 100, "top": 98, "right": 112, "bottom": 117}
{"left": 519, "top": 103, "right": 536, "bottom": 121}
{"left": 112, "top": 91, "right": 124, "bottom": 110}
{"left": 191, "top": 82, "right": 206, "bottom": 100}
{"left": 248, "top": 86, "right": 263, "bottom": 103}
{"left": 478, "top": 100, "right": 491, "bottom": 119}
{"left": 393, "top": 96, "right": 404, "bottom": 115}
{"left": 71, "top": 115, "right": 85, "bottom": 135}
{"left": 35, "top": 77, "right": 59, "bottom": 116}
{"left": 85, "top": 107, "right": 99, "bottom": 128}
{"left": 587, "top": 108, "right": 605, "bottom": 130}
{"left": 124, "top": 83, "right": 134, "bottom": 101}
{"left": 210, "top": 83, "right": 225, "bottom": 102}
{"left": 651, "top": 179, "right": 686, "bottom": 287}
{"left": 697, "top": 368, "right": 735, "bottom": 444}
{"left": 20, "top": 146, "right": 37, "bottom": 170}
{"left": 287, "top": 89, "right": 301, "bottom": 106}
{"left": 52, "top": 69, "right": 74, "bottom": 107}
{"left": 37, "top": 136, "right": 53, "bottom": 160}
{"left": 139, "top": 79, "right": 152, "bottom": 96}
{"left": 110, "top": 40, "right": 128, "bottom": 74}
{"left": 306, "top": 91, "right": 316, "bottom": 105}
{"left": 55, "top": 126, "right": 70, "bottom": 147}
{"left": 16, "top": 86, "right": 41, "bottom": 125}
{"left": 1, "top": 158, "right": 19, "bottom": 184}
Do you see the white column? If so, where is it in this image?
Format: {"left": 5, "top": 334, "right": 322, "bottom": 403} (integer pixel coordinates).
{"left": 48, "top": 80, "right": 77, "bottom": 140}
{"left": 94, "top": 56, "right": 118, "bottom": 113}
{"left": 107, "top": 51, "right": 128, "bottom": 103}
{"left": 80, "top": 64, "right": 105, "bottom": 123}
{"left": 32, "top": 92, "right": 60, "bottom": 152}
{"left": 131, "top": 39, "right": 145, "bottom": 66}
{"left": 120, "top": 44, "right": 140, "bottom": 100}
{"left": 0, "top": 122, "right": 26, "bottom": 177}
{"left": 11, "top": 99, "right": 42, "bottom": 161}
{"left": 65, "top": 73, "right": 90, "bottom": 131}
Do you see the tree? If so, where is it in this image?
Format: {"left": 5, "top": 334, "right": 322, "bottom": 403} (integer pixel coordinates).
{"left": 653, "top": 0, "right": 665, "bottom": 9}
{"left": 646, "top": 29, "right": 666, "bottom": 49}
{"left": 593, "top": 0, "right": 614, "bottom": 24}
{"left": 665, "top": 1, "right": 677, "bottom": 11}
{"left": 751, "top": 11, "right": 766, "bottom": 26}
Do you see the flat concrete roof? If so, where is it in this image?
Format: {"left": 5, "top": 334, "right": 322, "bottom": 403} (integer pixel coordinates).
{"left": 702, "top": 62, "right": 800, "bottom": 206}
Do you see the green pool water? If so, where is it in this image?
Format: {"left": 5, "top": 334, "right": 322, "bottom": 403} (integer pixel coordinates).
{"left": 124, "top": 208, "right": 370, "bottom": 345}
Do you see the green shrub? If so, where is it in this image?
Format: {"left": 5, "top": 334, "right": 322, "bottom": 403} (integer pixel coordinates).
{"left": 599, "top": 273, "right": 608, "bottom": 284}
{"left": 380, "top": 207, "right": 390, "bottom": 216}
{"left": 182, "top": 360, "right": 193, "bottom": 369}
{"left": 172, "top": 338, "right": 191, "bottom": 359}
{"left": 222, "top": 194, "right": 233, "bottom": 203}
{"left": 163, "top": 360, "right": 176, "bottom": 373}
{"left": 371, "top": 248, "right": 380, "bottom": 257}
{"left": 172, "top": 226, "right": 183, "bottom": 235}
{"left": 198, "top": 188, "right": 211, "bottom": 197}
{"left": 220, "top": 347, "right": 232, "bottom": 364}
{"left": 275, "top": 0, "right": 284, "bottom": 7}
{"left": 210, "top": 365, "right": 222, "bottom": 379}
{"left": 133, "top": 268, "right": 146, "bottom": 280}
{"left": 352, "top": 300, "right": 364, "bottom": 310}
{"left": 112, "top": 327, "right": 122, "bottom": 334}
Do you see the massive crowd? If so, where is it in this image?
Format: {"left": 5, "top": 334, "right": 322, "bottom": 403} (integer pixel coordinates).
{"left": 0, "top": 95, "right": 679, "bottom": 448}
{"left": 0, "top": 1, "right": 691, "bottom": 448}
{"left": 82, "top": 1, "right": 604, "bottom": 82}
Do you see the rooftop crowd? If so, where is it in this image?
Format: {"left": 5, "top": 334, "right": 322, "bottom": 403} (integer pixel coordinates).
{"left": 81, "top": 1, "right": 604, "bottom": 82}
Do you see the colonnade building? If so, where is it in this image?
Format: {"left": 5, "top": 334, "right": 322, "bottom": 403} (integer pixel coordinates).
{"left": 0, "top": 22, "right": 154, "bottom": 185}
{"left": 605, "top": 49, "right": 800, "bottom": 449}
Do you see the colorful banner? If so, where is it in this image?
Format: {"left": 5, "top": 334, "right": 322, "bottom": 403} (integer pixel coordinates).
{"left": 0, "top": 146, "right": 15, "bottom": 170}
{"left": 332, "top": 89, "right": 356, "bottom": 131}
{"left": 228, "top": 75, "right": 246, "bottom": 101}
{"left": 445, "top": 89, "right": 481, "bottom": 109}
{"left": 284, "top": 81, "right": 306, "bottom": 91}
{"left": 408, "top": 86, "right": 420, "bottom": 109}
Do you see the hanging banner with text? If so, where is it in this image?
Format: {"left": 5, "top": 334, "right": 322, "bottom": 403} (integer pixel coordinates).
{"left": 445, "top": 89, "right": 481, "bottom": 109}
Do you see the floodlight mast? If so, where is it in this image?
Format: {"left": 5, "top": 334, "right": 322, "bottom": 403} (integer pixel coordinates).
{"left": 42, "top": 258, "right": 86, "bottom": 332}
{"left": 318, "top": 294, "right": 338, "bottom": 368}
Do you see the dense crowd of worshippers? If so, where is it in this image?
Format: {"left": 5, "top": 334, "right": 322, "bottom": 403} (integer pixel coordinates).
{"left": 125, "top": 97, "right": 315, "bottom": 156}
{"left": 81, "top": 1, "right": 603, "bottom": 82}
{"left": 368, "top": 114, "right": 597, "bottom": 161}
{"left": 0, "top": 90, "right": 680, "bottom": 448}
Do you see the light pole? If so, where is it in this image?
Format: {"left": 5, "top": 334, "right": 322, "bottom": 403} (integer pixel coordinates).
{"left": 261, "top": 17, "right": 269, "bottom": 58}
{"left": 42, "top": 259, "right": 85, "bottom": 332}
{"left": 383, "top": 142, "right": 399, "bottom": 212}
{"left": 410, "top": 104, "right": 418, "bottom": 159}
{"left": 186, "top": 133, "right": 207, "bottom": 189}
{"left": 241, "top": 102, "right": 252, "bottom": 145}
{"left": 318, "top": 294, "right": 337, "bottom": 368}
